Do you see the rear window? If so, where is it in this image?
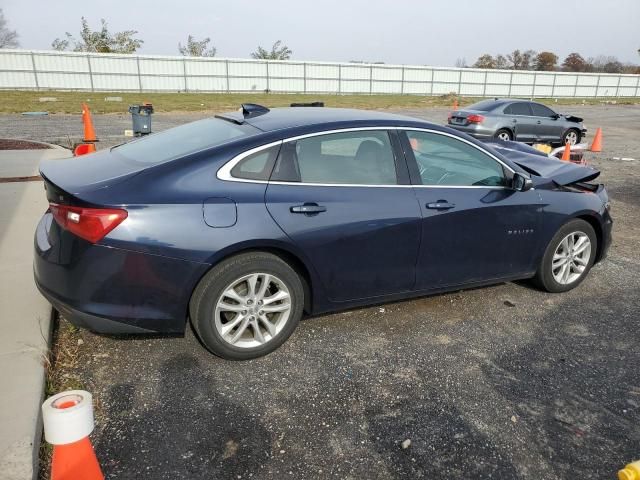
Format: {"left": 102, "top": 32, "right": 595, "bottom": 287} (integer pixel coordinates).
{"left": 113, "top": 118, "right": 259, "bottom": 164}
{"left": 465, "top": 100, "right": 500, "bottom": 112}
{"left": 504, "top": 102, "right": 532, "bottom": 116}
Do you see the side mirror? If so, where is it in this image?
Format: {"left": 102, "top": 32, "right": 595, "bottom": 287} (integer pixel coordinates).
{"left": 550, "top": 113, "right": 560, "bottom": 120}
{"left": 512, "top": 172, "right": 533, "bottom": 192}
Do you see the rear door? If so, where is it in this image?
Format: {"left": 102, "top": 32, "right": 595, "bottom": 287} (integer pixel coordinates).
{"left": 265, "top": 129, "right": 422, "bottom": 302}
{"left": 400, "top": 129, "right": 543, "bottom": 289}
{"left": 503, "top": 102, "right": 537, "bottom": 142}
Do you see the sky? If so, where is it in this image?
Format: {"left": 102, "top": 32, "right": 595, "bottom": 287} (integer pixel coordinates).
{"left": 2, "top": 0, "right": 639, "bottom": 66}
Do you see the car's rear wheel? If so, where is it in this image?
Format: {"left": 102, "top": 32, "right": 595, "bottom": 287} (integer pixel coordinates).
{"left": 534, "top": 219, "right": 597, "bottom": 293}
{"left": 494, "top": 128, "right": 513, "bottom": 141}
{"left": 190, "top": 252, "right": 304, "bottom": 360}
{"left": 562, "top": 129, "right": 581, "bottom": 146}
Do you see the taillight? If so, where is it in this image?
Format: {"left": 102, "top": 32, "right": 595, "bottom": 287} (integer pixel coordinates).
{"left": 49, "top": 203, "right": 128, "bottom": 243}
{"left": 467, "top": 114, "right": 485, "bottom": 124}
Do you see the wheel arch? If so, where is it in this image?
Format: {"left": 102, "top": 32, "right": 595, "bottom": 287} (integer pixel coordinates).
{"left": 575, "top": 214, "right": 605, "bottom": 263}
{"left": 495, "top": 126, "right": 514, "bottom": 139}
{"left": 187, "top": 242, "right": 317, "bottom": 325}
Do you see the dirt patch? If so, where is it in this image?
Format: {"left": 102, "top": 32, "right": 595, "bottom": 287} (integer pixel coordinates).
{"left": 0, "top": 138, "right": 52, "bottom": 150}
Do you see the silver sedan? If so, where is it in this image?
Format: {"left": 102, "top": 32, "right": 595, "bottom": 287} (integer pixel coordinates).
{"left": 447, "top": 99, "right": 587, "bottom": 146}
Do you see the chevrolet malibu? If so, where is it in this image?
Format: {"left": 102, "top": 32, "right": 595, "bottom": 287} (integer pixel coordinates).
{"left": 34, "top": 105, "right": 612, "bottom": 360}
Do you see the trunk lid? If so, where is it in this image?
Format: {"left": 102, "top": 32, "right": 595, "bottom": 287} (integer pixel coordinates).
{"left": 448, "top": 109, "right": 483, "bottom": 126}
{"left": 39, "top": 149, "right": 146, "bottom": 197}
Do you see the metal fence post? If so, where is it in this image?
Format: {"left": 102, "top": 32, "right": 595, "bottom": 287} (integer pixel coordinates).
{"left": 428, "top": 69, "right": 433, "bottom": 96}
{"left": 265, "top": 61, "right": 270, "bottom": 92}
{"left": 303, "top": 62, "right": 307, "bottom": 93}
{"left": 338, "top": 64, "right": 342, "bottom": 94}
{"left": 507, "top": 71, "right": 513, "bottom": 97}
{"left": 635, "top": 74, "right": 640, "bottom": 98}
{"left": 182, "top": 57, "right": 188, "bottom": 92}
{"left": 369, "top": 65, "right": 373, "bottom": 95}
{"left": 551, "top": 72, "right": 557, "bottom": 97}
{"left": 86, "top": 54, "right": 94, "bottom": 92}
{"left": 573, "top": 74, "right": 579, "bottom": 98}
{"left": 482, "top": 70, "right": 488, "bottom": 97}
{"left": 400, "top": 66, "right": 405, "bottom": 94}
{"left": 30, "top": 51, "right": 39, "bottom": 91}
{"left": 136, "top": 56, "right": 143, "bottom": 92}
{"left": 614, "top": 75, "right": 621, "bottom": 97}
{"left": 457, "top": 69, "right": 462, "bottom": 95}
{"left": 595, "top": 74, "right": 601, "bottom": 98}
{"left": 531, "top": 72, "right": 537, "bottom": 99}
{"left": 225, "top": 59, "right": 230, "bottom": 92}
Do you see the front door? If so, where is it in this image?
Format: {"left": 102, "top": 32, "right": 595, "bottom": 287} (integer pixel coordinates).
{"left": 504, "top": 102, "right": 537, "bottom": 142}
{"left": 400, "top": 129, "right": 543, "bottom": 289}
{"left": 265, "top": 129, "right": 422, "bottom": 302}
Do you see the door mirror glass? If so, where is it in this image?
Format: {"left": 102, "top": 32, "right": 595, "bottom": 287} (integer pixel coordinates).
{"left": 512, "top": 172, "right": 533, "bottom": 192}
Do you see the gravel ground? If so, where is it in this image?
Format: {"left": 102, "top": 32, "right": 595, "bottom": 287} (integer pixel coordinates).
{"left": 31, "top": 105, "right": 640, "bottom": 479}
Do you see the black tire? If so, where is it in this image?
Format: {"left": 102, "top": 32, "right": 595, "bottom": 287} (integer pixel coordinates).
{"left": 534, "top": 219, "right": 597, "bottom": 293}
{"left": 190, "top": 252, "right": 304, "bottom": 360}
{"left": 494, "top": 128, "right": 513, "bottom": 141}
{"left": 562, "top": 128, "right": 581, "bottom": 146}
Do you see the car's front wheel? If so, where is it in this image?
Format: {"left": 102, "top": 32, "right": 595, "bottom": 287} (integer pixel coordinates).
{"left": 562, "top": 128, "right": 581, "bottom": 146}
{"left": 190, "top": 252, "right": 304, "bottom": 360}
{"left": 534, "top": 219, "right": 597, "bottom": 293}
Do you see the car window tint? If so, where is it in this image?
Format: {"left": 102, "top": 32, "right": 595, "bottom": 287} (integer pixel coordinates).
{"left": 272, "top": 131, "right": 398, "bottom": 185}
{"left": 113, "top": 118, "right": 259, "bottom": 164}
{"left": 231, "top": 145, "right": 280, "bottom": 180}
{"left": 507, "top": 103, "right": 532, "bottom": 116}
{"left": 406, "top": 131, "right": 508, "bottom": 187}
{"left": 530, "top": 103, "right": 556, "bottom": 117}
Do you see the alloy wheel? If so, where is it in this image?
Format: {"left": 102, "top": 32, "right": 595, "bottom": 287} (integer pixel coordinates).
{"left": 551, "top": 232, "right": 591, "bottom": 285}
{"left": 214, "top": 273, "right": 292, "bottom": 348}
{"left": 497, "top": 131, "right": 511, "bottom": 141}
{"left": 565, "top": 130, "right": 578, "bottom": 145}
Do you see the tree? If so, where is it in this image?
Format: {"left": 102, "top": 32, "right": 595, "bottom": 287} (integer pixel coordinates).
{"left": 473, "top": 54, "right": 496, "bottom": 69}
{"left": 455, "top": 57, "right": 468, "bottom": 68}
{"left": 0, "top": 8, "right": 19, "bottom": 48}
{"left": 507, "top": 49, "right": 536, "bottom": 70}
{"left": 590, "top": 55, "right": 624, "bottom": 73}
{"left": 562, "top": 52, "right": 589, "bottom": 72}
{"left": 52, "top": 17, "right": 143, "bottom": 53}
{"left": 534, "top": 51, "right": 558, "bottom": 71}
{"left": 251, "top": 40, "right": 292, "bottom": 60}
{"left": 494, "top": 54, "right": 509, "bottom": 69}
{"left": 178, "top": 35, "right": 216, "bottom": 57}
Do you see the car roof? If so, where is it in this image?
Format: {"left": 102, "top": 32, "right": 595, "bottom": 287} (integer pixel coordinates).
{"left": 219, "top": 107, "right": 436, "bottom": 133}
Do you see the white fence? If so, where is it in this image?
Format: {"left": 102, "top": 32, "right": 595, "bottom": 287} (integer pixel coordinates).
{"left": 1, "top": 49, "right": 639, "bottom": 98}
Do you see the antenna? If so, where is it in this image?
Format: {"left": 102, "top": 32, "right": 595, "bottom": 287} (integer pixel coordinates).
{"left": 241, "top": 103, "right": 270, "bottom": 118}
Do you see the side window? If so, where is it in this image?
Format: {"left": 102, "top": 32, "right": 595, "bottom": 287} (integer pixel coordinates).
{"left": 272, "top": 131, "right": 398, "bottom": 185}
{"left": 406, "top": 131, "right": 508, "bottom": 187}
{"left": 530, "top": 103, "right": 556, "bottom": 117}
{"left": 508, "top": 102, "right": 532, "bottom": 116}
{"left": 231, "top": 145, "right": 280, "bottom": 180}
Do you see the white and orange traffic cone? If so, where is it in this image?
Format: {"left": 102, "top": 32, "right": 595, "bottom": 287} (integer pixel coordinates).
{"left": 81, "top": 103, "right": 98, "bottom": 143}
{"left": 42, "top": 390, "right": 104, "bottom": 480}
{"left": 561, "top": 142, "right": 571, "bottom": 161}
{"left": 590, "top": 127, "right": 603, "bottom": 152}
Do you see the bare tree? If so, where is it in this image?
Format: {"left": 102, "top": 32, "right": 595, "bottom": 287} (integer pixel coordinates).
{"left": 52, "top": 17, "right": 143, "bottom": 53}
{"left": 0, "top": 8, "right": 19, "bottom": 48}
{"left": 251, "top": 40, "right": 292, "bottom": 60}
{"left": 178, "top": 35, "right": 216, "bottom": 57}
{"left": 589, "top": 55, "right": 624, "bottom": 73}
{"left": 507, "top": 49, "right": 536, "bottom": 70}
{"left": 455, "top": 57, "right": 468, "bottom": 68}
{"left": 494, "top": 55, "right": 509, "bottom": 69}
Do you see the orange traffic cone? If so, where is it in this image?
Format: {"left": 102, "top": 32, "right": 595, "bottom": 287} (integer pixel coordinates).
{"left": 73, "top": 143, "right": 96, "bottom": 156}
{"left": 81, "top": 103, "right": 98, "bottom": 143}
{"left": 561, "top": 142, "right": 571, "bottom": 161}
{"left": 43, "top": 390, "right": 104, "bottom": 480}
{"left": 590, "top": 127, "right": 602, "bottom": 152}
{"left": 452, "top": 99, "right": 458, "bottom": 111}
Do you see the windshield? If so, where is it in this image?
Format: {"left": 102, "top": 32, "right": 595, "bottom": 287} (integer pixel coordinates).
{"left": 113, "top": 118, "right": 260, "bottom": 164}
{"left": 465, "top": 100, "right": 500, "bottom": 112}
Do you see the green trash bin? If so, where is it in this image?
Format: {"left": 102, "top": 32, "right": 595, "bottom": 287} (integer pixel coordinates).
{"left": 128, "top": 103, "right": 154, "bottom": 136}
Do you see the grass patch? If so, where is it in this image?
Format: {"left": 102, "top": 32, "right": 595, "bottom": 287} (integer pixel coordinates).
{"left": 39, "top": 315, "right": 85, "bottom": 480}
{"left": 0, "top": 90, "right": 637, "bottom": 114}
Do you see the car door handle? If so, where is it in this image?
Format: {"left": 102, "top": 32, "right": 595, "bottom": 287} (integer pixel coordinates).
{"left": 426, "top": 201, "right": 455, "bottom": 210}
{"left": 536, "top": 120, "right": 542, "bottom": 124}
{"left": 512, "top": 119, "right": 517, "bottom": 123}
{"left": 290, "top": 203, "right": 327, "bottom": 214}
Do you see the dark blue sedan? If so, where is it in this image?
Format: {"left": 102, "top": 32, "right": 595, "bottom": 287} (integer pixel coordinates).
{"left": 34, "top": 105, "right": 612, "bottom": 359}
